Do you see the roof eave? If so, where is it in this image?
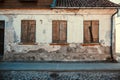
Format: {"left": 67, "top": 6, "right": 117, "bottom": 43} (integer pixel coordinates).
{"left": 51, "top": 7, "right": 120, "bottom": 9}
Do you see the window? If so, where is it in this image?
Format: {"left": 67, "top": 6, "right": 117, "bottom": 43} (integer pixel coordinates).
{"left": 52, "top": 20, "right": 67, "bottom": 44}
{"left": 21, "top": 20, "right": 36, "bottom": 44}
{"left": 84, "top": 20, "right": 99, "bottom": 43}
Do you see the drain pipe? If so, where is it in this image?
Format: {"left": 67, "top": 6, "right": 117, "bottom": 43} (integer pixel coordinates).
{"left": 110, "top": 8, "right": 118, "bottom": 61}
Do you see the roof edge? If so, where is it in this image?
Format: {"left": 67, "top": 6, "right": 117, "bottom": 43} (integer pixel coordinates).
{"left": 53, "top": 0, "right": 120, "bottom": 8}
{"left": 51, "top": 7, "right": 120, "bottom": 9}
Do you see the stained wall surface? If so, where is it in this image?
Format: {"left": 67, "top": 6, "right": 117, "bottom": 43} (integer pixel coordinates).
{"left": 0, "top": 9, "right": 117, "bottom": 61}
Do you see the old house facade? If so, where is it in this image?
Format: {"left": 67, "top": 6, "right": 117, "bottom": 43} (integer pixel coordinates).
{"left": 0, "top": 0, "right": 120, "bottom": 61}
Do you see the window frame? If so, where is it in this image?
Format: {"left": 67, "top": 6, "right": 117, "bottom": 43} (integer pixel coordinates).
{"left": 20, "top": 20, "right": 36, "bottom": 45}
{"left": 83, "top": 20, "right": 99, "bottom": 44}
{"left": 52, "top": 20, "right": 67, "bottom": 45}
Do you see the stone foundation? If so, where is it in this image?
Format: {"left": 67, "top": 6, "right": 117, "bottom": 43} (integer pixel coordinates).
{"left": 2, "top": 44, "right": 112, "bottom": 61}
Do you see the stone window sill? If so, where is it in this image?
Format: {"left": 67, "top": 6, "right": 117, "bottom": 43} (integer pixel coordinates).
{"left": 18, "top": 42, "right": 38, "bottom": 45}
{"left": 50, "top": 43, "right": 69, "bottom": 46}
{"left": 81, "top": 43, "right": 100, "bottom": 46}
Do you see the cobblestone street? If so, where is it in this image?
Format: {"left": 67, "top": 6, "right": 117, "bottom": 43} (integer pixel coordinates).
{"left": 0, "top": 62, "right": 120, "bottom": 80}
{"left": 0, "top": 71, "right": 120, "bottom": 80}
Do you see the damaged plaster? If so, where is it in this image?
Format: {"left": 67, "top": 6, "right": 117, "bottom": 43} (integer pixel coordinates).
{"left": 3, "top": 44, "right": 111, "bottom": 61}
{"left": 0, "top": 9, "right": 117, "bottom": 61}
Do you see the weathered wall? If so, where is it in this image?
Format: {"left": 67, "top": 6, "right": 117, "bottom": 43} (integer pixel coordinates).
{"left": 3, "top": 44, "right": 111, "bottom": 61}
{"left": 115, "top": 13, "right": 120, "bottom": 62}
{"left": 0, "top": 9, "right": 117, "bottom": 61}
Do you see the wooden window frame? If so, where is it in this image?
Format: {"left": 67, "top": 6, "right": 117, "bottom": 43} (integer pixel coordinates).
{"left": 20, "top": 20, "right": 36, "bottom": 45}
{"left": 83, "top": 20, "right": 99, "bottom": 45}
{"left": 51, "top": 20, "right": 67, "bottom": 45}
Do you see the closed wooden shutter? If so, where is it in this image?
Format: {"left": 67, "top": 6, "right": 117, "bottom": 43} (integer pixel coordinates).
{"left": 21, "top": 20, "right": 28, "bottom": 43}
{"left": 84, "top": 20, "right": 99, "bottom": 43}
{"left": 28, "top": 20, "right": 36, "bottom": 43}
{"left": 92, "top": 21, "right": 99, "bottom": 43}
{"left": 84, "top": 21, "right": 91, "bottom": 43}
{"left": 59, "top": 21, "right": 67, "bottom": 43}
{"left": 52, "top": 21, "right": 60, "bottom": 43}
{"left": 21, "top": 20, "right": 36, "bottom": 44}
{"left": 52, "top": 20, "right": 67, "bottom": 43}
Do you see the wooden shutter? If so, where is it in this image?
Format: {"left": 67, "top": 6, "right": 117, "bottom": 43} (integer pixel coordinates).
{"left": 52, "top": 21, "right": 60, "bottom": 43}
{"left": 84, "top": 20, "right": 99, "bottom": 43}
{"left": 28, "top": 20, "right": 36, "bottom": 43}
{"left": 59, "top": 21, "right": 67, "bottom": 43}
{"left": 52, "top": 20, "right": 67, "bottom": 44}
{"left": 21, "top": 20, "right": 28, "bottom": 43}
{"left": 21, "top": 20, "right": 36, "bottom": 44}
{"left": 84, "top": 21, "right": 91, "bottom": 43}
{"left": 92, "top": 21, "right": 99, "bottom": 43}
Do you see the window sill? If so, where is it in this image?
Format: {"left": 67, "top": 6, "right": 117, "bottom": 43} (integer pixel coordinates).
{"left": 50, "top": 43, "right": 69, "bottom": 46}
{"left": 18, "top": 42, "right": 38, "bottom": 45}
{"left": 81, "top": 43, "right": 100, "bottom": 46}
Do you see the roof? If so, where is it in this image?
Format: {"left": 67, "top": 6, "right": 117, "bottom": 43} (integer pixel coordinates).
{"left": 0, "top": 0, "right": 119, "bottom": 9}
{"left": 0, "top": 0, "right": 53, "bottom": 9}
{"left": 52, "top": 0, "right": 120, "bottom": 8}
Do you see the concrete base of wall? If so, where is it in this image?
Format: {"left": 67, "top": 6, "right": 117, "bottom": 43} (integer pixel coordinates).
{"left": 2, "top": 44, "right": 113, "bottom": 61}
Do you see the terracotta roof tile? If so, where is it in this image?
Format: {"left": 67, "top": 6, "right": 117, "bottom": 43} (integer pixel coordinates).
{"left": 55, "top": 0, "right": 120, "bottom": 8}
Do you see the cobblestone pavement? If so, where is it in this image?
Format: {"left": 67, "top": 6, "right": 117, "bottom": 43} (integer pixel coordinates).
{"left": 0, "top": 71, "right": 120, "bottom": 80}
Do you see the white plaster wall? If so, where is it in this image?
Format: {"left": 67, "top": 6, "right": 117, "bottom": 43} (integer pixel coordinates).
{"left": 12, "top": 14, "right": 111, "bottom": 45}
{"left": 13, "top": 14, "right": 83, "bottom": 44}
{"left": 115, "top": 15, "right": 120, "bottom": 53}
{"left": 13, "top": 15, "right": 52, "bottom": 43}
{"left": 0, "top": 15, "right": 15, "bottom": 52}
{"left": 115, "top": 13, "right": 120, "bottom": 62}
{"left": 0, "top": 9, "right": 115, "bottom": 53}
